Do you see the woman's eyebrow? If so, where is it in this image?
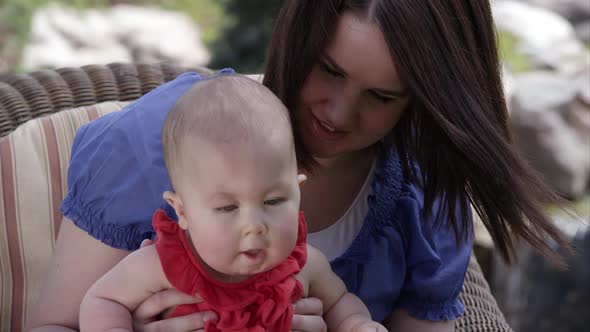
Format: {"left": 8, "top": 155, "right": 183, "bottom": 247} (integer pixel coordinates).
{"left": 323, "top": 54, "right": 407, "bottom": 97}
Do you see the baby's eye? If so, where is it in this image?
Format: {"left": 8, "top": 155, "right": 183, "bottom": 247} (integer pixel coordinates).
{"left": 215, "top": 205, "right": 238, "bottom": 213}
{"left": 264, "top": 197, "right": 286, "bottom": 206}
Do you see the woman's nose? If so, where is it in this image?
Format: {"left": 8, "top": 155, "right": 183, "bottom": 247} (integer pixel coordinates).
{"left": 325, "top": 93, "right": 359, "bottom": 129}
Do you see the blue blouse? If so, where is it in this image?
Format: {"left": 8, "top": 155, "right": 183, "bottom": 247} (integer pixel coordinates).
{"left": 61, "top": 70, "right": 473, "bottom": 323}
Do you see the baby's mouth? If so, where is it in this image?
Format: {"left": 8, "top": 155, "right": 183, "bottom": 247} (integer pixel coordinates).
{"left": 242, "top": 249, "right": 265, "bottom": 261}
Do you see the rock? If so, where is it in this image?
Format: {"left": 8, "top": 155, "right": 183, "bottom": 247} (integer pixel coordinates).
{"left": 492, "top": 197, "right": 590, "bottom": 332}
{"left": 493, "top": 1, "right": 588, "bottom": 73}
{"left": 509, "top": 71, "right": 590, "bottom": 199}
{"left": 565, "top": 67, "right": 590, "bottom": 141}
{"left": 502, "top": 65, "right": 515, "bottom": 114}
{"left": 514, "top": 0, "right": 590, "bottom": 24}
{"left": 573, "top": 67, "right": 590, "bottom": 105}
{"left": 20, "top": 3, "right": 209, "bottom": 71}
{"left": 0, "top": 58, "right": 8, "bottom": 74}
{"left": 109, "top": 5, "right": 210, "bottom": 67}
{"left": 574, "top": 20, "right": 590, "bottom": 44}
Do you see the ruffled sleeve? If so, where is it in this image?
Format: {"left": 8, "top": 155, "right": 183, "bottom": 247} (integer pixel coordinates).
{"left": 59, "top": 69, "right": 234, "bottom": 250}
{"left": 394, "top": 182, "right": 473, "bottom": 321}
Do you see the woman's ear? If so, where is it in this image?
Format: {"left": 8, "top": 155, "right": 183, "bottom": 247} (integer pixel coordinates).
{"left": 297, "top": 174, "right": 307, "bottom": 187}
{"left": 163, "top": 191, "right": 188, "bottom": 229}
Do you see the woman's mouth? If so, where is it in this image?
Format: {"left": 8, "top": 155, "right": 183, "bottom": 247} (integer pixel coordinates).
{"left": 310, "top": 114, "right": 346, "bottom": 140}
{"left": 319, "top": 120, "right": 336, "bottom": 132}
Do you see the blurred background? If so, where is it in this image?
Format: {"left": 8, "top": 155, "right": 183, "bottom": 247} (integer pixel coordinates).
{"left": 0, "top": 0, "right": 588, "bottom": 331}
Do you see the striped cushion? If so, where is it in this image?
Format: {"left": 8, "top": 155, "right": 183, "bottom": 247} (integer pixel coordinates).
{"left": 0, "top": 101, "right": 130, "bottom": 332}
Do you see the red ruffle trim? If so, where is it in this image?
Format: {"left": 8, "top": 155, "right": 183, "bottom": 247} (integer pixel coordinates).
{"left": 153, "top": 209, "right": 307, "bottom": 332}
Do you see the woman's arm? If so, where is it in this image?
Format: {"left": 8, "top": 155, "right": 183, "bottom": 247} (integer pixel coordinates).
{"left": 27, "top": 218, "right": 129, "bottom": 331}
{"left": 26, "top": 218, "right": 208, "bottom": 332}
{"left": 385, "top": 309, "right": 454, "bottom": 332}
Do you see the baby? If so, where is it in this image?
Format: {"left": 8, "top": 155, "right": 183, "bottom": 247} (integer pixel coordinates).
{"left": 79, "top": 74, "right": 387, "bottom": 332}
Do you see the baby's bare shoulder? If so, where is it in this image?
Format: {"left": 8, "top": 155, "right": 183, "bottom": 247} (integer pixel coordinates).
{"left": 122, "top": 244, "right": 172, "bottom": 290}
{"left": 297, "top": 245, "right": 336, "bottom": 284}
{"left": 296, "top": 244, "right": 347, "bottom": 311}
{"left": 298, "top": 244, "right": 328, "bottom": 270}
{"left": 306, "top": 244, "right": 332, "bottom": 273}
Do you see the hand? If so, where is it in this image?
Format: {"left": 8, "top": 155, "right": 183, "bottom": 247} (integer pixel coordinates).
{"left": 291, "top": 297, "right": 327, "bottom": 332}
{"left": 132, "top": 239, "right": 218, "bottom": 332}
{"left": 353, "top": 321, "right": 388, "bottom": 332}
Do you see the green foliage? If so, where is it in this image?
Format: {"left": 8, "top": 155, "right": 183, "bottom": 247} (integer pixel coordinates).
{"left": 144, "top": 0, "right": 224, "bottom": 44}
{"left": 0, "top": 1, "right": 111, "bottom": 73}
{"left": 546, "top": 195, "right": 590, "bottom": 217}
{"left": 209, "top": 0, "right": 283, "bottom": 73}
{"left": 0, "top": 0, "right": 109, "bottom": 45}
{"left": 496, "top": 29, "right": 533, "bottom": 73}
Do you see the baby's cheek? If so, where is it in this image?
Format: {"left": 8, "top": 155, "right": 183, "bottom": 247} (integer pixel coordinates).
{"left": 274, "top": 220, "right": 299, "bottom": 253}
{"left": 195, "top": 230, "right": 235, "bottom": 261}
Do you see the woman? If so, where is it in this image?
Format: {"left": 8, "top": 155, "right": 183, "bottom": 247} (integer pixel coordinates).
{"left": 27, "top": 1, "right": 570, "bottom": 331}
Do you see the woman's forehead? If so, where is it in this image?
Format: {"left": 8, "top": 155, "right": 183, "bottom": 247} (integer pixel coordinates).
{"left": 325, "top": 11, "right": 404, "bottom": 92}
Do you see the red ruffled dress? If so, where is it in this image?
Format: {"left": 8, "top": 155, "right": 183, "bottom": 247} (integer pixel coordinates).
{"left": 153, "top": 209, "right": 308, "bottom": 332}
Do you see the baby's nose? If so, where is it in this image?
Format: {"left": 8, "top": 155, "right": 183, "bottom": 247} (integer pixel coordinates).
{"left": 242, "top": 218, "right": 267, "bottom": 237}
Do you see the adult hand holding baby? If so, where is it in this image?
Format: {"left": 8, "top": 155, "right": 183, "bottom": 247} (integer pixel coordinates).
{"left": 133, "top": 239, "right": 328, "bottom": 332}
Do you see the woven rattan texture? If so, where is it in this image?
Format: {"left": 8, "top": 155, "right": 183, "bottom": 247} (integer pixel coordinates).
{"left": 0, "top": 63, "right": 212, "bottom": 136}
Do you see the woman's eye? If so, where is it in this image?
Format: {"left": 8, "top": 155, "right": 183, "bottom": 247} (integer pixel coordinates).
{"left": 369, "top": 91, "right": 396, "bottom": 104}
{"left": 320, "top": 62, "right": 342, "bottom": 78}
{"left": 264, "top": 198, "right": 286, "bottom": 206}
{"left": 215, "top": 205, "right": 237, "bottom": 213}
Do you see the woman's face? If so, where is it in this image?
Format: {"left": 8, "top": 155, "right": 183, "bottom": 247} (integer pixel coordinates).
{"left": 297, "top": 11, "right": 410, "bottom": 160}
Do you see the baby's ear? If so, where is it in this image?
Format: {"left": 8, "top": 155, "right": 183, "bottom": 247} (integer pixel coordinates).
{"left": 297, "top": 174, "right": 307, "bottom": 186}
{"left": 163, "top": 191, "right": 188, "bottom": 229}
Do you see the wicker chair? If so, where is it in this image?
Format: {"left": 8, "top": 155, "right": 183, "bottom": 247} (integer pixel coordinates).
{"left": 0, "top": 63, "right": 513, "bottom": 332}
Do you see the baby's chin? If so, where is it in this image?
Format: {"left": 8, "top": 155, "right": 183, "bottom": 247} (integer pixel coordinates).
{"left": 216, "top": 266, "right": 273, "bottom": 283}
{"left": 220, "top": 259, "right": 286, "bottom": 283}
{"left": 235, "top": 261, "right": 280, "bottom": 277}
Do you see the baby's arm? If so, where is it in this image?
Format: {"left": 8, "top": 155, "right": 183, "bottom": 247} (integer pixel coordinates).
{"left": 79, "top": 245, "right": 171, "bottom": 332}
{"left": 305, "top": 245, "right": 387, "bottom": 332}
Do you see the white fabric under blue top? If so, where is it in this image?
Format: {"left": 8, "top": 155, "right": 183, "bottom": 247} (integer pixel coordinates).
{"left": 307, "top": 161, "right": 376, "bottom": 261}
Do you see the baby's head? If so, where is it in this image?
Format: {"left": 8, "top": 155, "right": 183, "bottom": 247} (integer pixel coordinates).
{"left": 162, "top": 74, "right": 305, "bottom": 283}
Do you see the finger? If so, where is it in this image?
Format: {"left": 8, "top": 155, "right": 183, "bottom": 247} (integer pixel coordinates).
{"left": 140, "top": 238, "right": 154, "bottom": 248}
{"left": 133, "top": 288, "right": 202, "bottom": 322}
{"left": 293, "top": 297, "right": 324, "bottom": 315}
{"left": 291, "top": 314, "right": 327, "bottom": 332}
{"left": 137, "top": 311, "right": 217, "bottom": 332}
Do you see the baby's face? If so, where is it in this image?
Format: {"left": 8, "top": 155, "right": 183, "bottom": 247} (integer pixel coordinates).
{"left": 174, "top": 135, "right": 301, "bottom": 283}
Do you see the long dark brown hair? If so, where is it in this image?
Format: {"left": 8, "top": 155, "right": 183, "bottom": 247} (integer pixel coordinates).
{"left": 262, "top": 0, "right": 572, "bottom": 265}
